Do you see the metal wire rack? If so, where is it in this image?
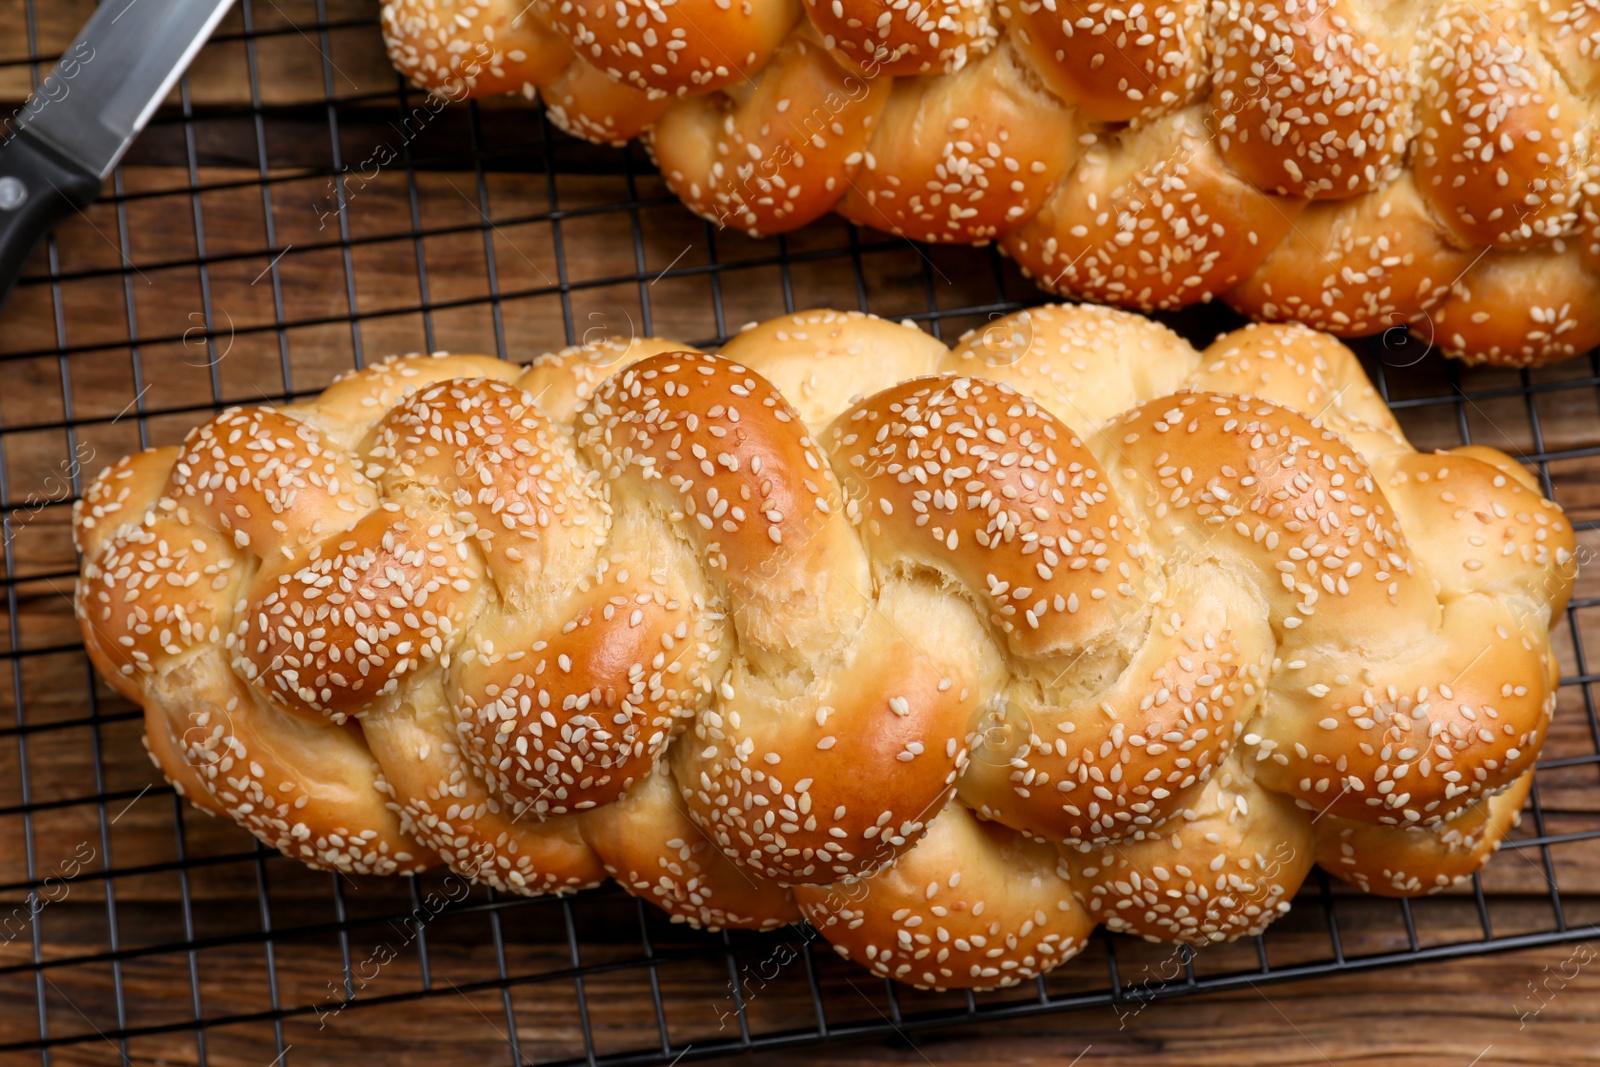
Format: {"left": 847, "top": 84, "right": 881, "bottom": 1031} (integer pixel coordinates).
{"left": 0, "top": 1, "right": 1597, "bottom": 1064}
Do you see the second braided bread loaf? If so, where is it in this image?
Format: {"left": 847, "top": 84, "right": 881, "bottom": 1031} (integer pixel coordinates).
{"left": 382, "top": 0, "right": 1600, "bottom": 366}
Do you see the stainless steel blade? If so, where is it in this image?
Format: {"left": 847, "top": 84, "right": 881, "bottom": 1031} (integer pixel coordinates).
{"left": 13, "top": 0, "right": 238, "bottom": 179}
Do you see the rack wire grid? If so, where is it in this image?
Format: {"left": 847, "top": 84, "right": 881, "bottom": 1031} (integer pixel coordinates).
{"left": 0, "top": 1, "right": 1598, "bottom": 1064}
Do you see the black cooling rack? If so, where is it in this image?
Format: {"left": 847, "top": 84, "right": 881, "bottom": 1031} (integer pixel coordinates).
{"left": 1, "top": 2, "right": 1598, "bottom": 1064}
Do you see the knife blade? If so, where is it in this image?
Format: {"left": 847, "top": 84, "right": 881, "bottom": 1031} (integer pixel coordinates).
{"left": 0, "top": 0, "right": 237, "bottom": 310}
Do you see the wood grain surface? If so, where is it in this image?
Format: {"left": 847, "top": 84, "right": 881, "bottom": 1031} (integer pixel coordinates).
{"left": 0, "top": 2, "right": 1598, "bottom": 1064}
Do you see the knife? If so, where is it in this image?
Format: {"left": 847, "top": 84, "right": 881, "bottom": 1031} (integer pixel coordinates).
{"left": 0, "top": 0, "right": 237, "bottom": 310}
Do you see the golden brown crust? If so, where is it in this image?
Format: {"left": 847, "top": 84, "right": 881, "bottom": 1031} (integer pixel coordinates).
{"left": 719, "top": 308, "right": 949, "bottom": 423}
{"left": 1188, "top": 321, "right": 1412, "bottom": 460}
{"left": 808, "top": 0, "right": 994, "bottom": 75}
{"left": 1002, "top": 107, "right": 1307, "bottom": 311}
{"left": 1070, "top": 760, "right": 1315, "bottom": 944}
{"left": 1313, "top": 768, "right": 1535, "bottom": 895}
{"left": 1209, "top": 0, "right": 1413, "bottom": 199}
{"left": 1248, "top": 592, "right": 1554, "bottom": 825}
{"left": 538, "top": 0, "right": 801, "bottom": 98}
{"left": 76, "top": 304, "right": 1575, "bottom": 989}
{"left": 452, "top": 561, "right": 708, "bottom": 811}
{"left": 1426, "top": 244, "right": 1600, "bottom": 366}
{"left": 944, "top": 303, "right": 1200, "bottom": 434}
{"left": 652, "top": 28, "right": 892, "bottom": 235}
{"left": 169, "top": 406, "right": 378, "bottom": 558}
{"left": 381, "top": 0, "right": 572, "bottom": 99}
{"left": 542, "top": 53, "right": 677, "bottom": 145}
{"left": 361, "top": 679, "right": 608, "bottom": 893}
{"left": 384, "top": 0, "right": 670, "bottom": 148}
{"left": 957, "top": 562, "right": 1274, "bottom": 844}
{"left": 583, "top": 768, "right": 800, "bottom": 929}
{"left": 1001, "top": 0, "right": 1207, "bottom": 123}
{"left": 163, "top": 648, "right": 431, "bottom": 876}
{"left": 516, "top": 337, "right": 706, "bottom": 424}
{"left": 578, "top": 349, "right": 871, "bottom": 657}
{"left": 1095, "top": 379, "right": 1572, "bottom": 828}
{"left": 673, "top": 578, "right": 987, "bottom": 882}
{"left": 827, "top": 372, "right": 1145, "bottom": 657}
{"left": 235, "top": 503, "right": 485, "bottom": 723}
{"left": 1414, "top": 0, "right": 1588, "bottom": 250}
{"left": 382, "top": 0, "right": 1600, "bottom": 366}
{"left": 1378, "top": 448, "right": 1577, "bottom": 610}
{"left": 796, "top": 803, "right": 1094, "bottom": 988}
{"left": 1223, "top": 174, "right": 1480, "bottom": 337}
{"left": 835, "top": 40, "right": 1081, "bottom": 243}
{"left": 76, "top": 450, "right": 217, "bottom": 702}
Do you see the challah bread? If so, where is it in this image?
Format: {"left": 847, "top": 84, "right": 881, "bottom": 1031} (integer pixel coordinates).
{"left": 382, "top": 0, "right": 1600, "bottom": 367}
{"left": 74, "top": 304, "right": 1576, "bottom": 988}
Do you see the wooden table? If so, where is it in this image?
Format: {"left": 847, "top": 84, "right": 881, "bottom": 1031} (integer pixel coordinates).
{"left": 0, "top": 2, "right": 1596, "bottom": 1063}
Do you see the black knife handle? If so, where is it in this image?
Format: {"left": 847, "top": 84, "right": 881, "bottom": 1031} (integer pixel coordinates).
{"left": 0, "top": 129, "right": 102, "bottom": 311}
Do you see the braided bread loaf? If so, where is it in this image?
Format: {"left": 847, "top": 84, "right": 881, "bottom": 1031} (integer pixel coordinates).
{"left": 381, "top": 0, "right": 1600, "bottom": 367}
{"left": 74, "top": 304, "right": 1575, "bottom": 989}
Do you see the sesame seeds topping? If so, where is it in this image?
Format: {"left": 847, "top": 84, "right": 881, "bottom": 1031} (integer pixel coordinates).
{"left": 381, "top": 0, "right": 1599, "bottom": 366}
{"left": 74, "top": 302, "right": 1576, "bottom": 990}
{"left": 828, "top": 372, "right": 1144, "bottom": 657}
